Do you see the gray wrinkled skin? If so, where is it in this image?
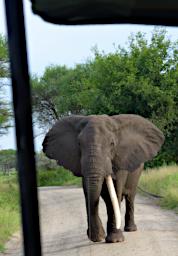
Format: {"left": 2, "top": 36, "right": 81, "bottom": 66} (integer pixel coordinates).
{"left": 43, "top": 114, "right": 164, "bottom": 243}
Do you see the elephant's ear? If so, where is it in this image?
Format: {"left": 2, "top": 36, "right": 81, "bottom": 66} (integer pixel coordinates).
{"left": 112, "top": 115, "right": 165, "bottom": 172}
{"left": 42, "top": 116, "right": 88, "bottom": 177}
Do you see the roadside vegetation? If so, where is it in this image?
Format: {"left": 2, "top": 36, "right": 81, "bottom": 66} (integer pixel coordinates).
{"left": 0, "top": 174, "right": 20, "bottom": 252}
{"left": 139, "top": 165, "right": 178, "bottom": 212}
{"left": 38, "top": 168, "right": 81, "bottom": 187}
{"left": 0, "top": 34, "right": 11, "bottom": 136}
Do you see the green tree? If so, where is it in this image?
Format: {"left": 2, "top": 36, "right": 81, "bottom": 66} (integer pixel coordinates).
{"left": 90, "top": 29, "right": 177, "bottom": 122}
{"left": 0, "top": 149, "right": 16, "bottom": 173}
{"left": 89, "top": 29, "right": 178, "bottom": 165}
{"left": 0, "top": 34, "right": 11, "bottom": 136}
{"left": 32, "top": 63, "right": 95, "bottom": 129}
{"left": 32, "top": 28, "right": 178, "bottom": 165}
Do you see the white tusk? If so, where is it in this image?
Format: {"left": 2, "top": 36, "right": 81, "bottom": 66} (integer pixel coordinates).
{"left": 105, "top": 175, "right": 121, "bottom": 229}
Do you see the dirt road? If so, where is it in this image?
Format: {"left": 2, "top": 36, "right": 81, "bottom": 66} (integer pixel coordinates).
{"left": 2, "top": 186, "right": 178, "bottom": 256}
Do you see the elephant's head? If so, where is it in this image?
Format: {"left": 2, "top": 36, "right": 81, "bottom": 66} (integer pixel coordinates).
{"left": 42, "top": 114, "right": 164, "bottom": 232}
{"left": 78, "top": 115, "right": 117, "bottom": 178}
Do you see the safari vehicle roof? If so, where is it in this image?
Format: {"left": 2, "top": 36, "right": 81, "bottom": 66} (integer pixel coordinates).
{"left": 31, "top": 0, "right": 178, "bottom": 26}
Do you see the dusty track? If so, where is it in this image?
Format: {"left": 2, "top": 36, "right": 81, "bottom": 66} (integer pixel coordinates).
{"left": 1, "top": 186, "right": 178, "bottom": 256}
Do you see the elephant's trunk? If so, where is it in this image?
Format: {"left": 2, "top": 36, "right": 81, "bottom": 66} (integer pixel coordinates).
{"left": 105, "top": 175, "right": 121, "bottom": 229}
{"left": 84, "top": 175, "right": 104, "bottom": 215}
{"left": 83, "top": 174, "right": 104, "bottom": 240}
{"left": 82, "top": 150, "right": 121, "bottom": 235}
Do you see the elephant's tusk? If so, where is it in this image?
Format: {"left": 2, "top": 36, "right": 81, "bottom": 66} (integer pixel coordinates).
{"left": 105, "top": 175, "right": 121, "bottom": 229}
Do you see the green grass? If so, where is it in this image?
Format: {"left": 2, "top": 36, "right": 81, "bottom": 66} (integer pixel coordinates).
{"left": 139, "top": 165, "right": 178, "bottom": 212}
{"left": 37, "top": 167, "right": 82, "bottom": 187}
{"left": 0, "top": 174, "right": 20, "bottom": 252}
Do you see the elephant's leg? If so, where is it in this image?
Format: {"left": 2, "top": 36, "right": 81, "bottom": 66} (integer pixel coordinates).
{"left": 101, "top": 179, "right": 124, "bottom": 243}
{"left": 124, "top": 164, "right": 143, "bottom": 232}
{"left": 82, "top": 178, "right": 105, "bottom": 242}
{"left": 124, "top": 193, "right": 137, "bottom": 231}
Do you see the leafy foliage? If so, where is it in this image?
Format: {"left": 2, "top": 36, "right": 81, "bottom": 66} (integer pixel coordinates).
{"left": 32, "top": 29, "right": 178, "bottom": 166}
{"left": 0, "top": 149, "right": 16, "bottom": 165}
{"left": 38, "top": 168, "right": 81, "bottom": 187}
{"left": 0, "top": 35, "right": 9, "bottom": 78}
{"left": 36, "top": 151, "right": 58, "bottom": 170}
{"left": 32, "top": 64, "right": 95, "bottom": 130}
{"left": 0, "top": 34, "right": 11, "bottom": 136}
{"left": 0, "top": 150, "right": 16, "bottom": 174}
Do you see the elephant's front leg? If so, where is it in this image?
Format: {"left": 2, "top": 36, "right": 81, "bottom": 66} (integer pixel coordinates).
{"left": 124, "top": 193, "right": 137, "bottom": 231}
{"left": 82, "top": 178, "right": 105, "bottom": 242}
{"left": 124, "top": 164, "right": 143, "bottom": 232}
{"left": 101, "top": 179, "right": 124, "bottom": 243}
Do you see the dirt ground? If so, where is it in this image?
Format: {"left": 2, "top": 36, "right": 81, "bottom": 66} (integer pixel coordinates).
{"left": 1, "top": 186, "right": 178, "bottom": 256}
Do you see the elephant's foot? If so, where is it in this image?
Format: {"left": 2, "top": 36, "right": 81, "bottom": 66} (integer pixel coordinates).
{"left": 105, "top": 229, "right": 124, "bottom": 243}
{"left": 87, "top": 218, "right": 106, "bottom": 242}
{"left": 124, "top": 223, "right": 137, "bottom": 232}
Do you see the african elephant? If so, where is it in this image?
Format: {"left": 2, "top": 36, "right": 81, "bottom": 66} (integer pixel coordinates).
{"left": 42, "top": 114, "right": 164, "bottom": 243}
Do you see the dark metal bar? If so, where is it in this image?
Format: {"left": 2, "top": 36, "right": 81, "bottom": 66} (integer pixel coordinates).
{"left": 4, "top": 1, "right": 42, "bottom": 255}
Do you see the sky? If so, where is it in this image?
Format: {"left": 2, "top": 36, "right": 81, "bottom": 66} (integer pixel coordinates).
{"left": 0, "top": 0, "right": 178, "bottom": 151}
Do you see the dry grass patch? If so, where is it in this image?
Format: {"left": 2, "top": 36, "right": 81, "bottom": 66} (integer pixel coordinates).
{"left": 139, "top": 165, "right": 178, "bottom": 212}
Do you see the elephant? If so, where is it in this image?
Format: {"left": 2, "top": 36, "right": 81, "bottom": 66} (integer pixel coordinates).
{"left": 42, "top": 114, "right": 164, "bottom": 243}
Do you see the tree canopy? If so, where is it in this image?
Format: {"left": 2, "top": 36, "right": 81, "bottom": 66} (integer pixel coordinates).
{"left": 0, "top": 34, "right": 11, "bottom": 136}
{"left": 32, "top": 29, "right": 178, "bottom": 166}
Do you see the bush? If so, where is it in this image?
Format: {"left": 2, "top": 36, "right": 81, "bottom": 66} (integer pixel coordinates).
{"left": 37, "top": 167, "right": 82, "bottom": 187}
{"left": 36, "top": 152, "right": 58, "bottom": 170}
{"left": 0, "top": 150, "right": 17, "bottom": 174}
